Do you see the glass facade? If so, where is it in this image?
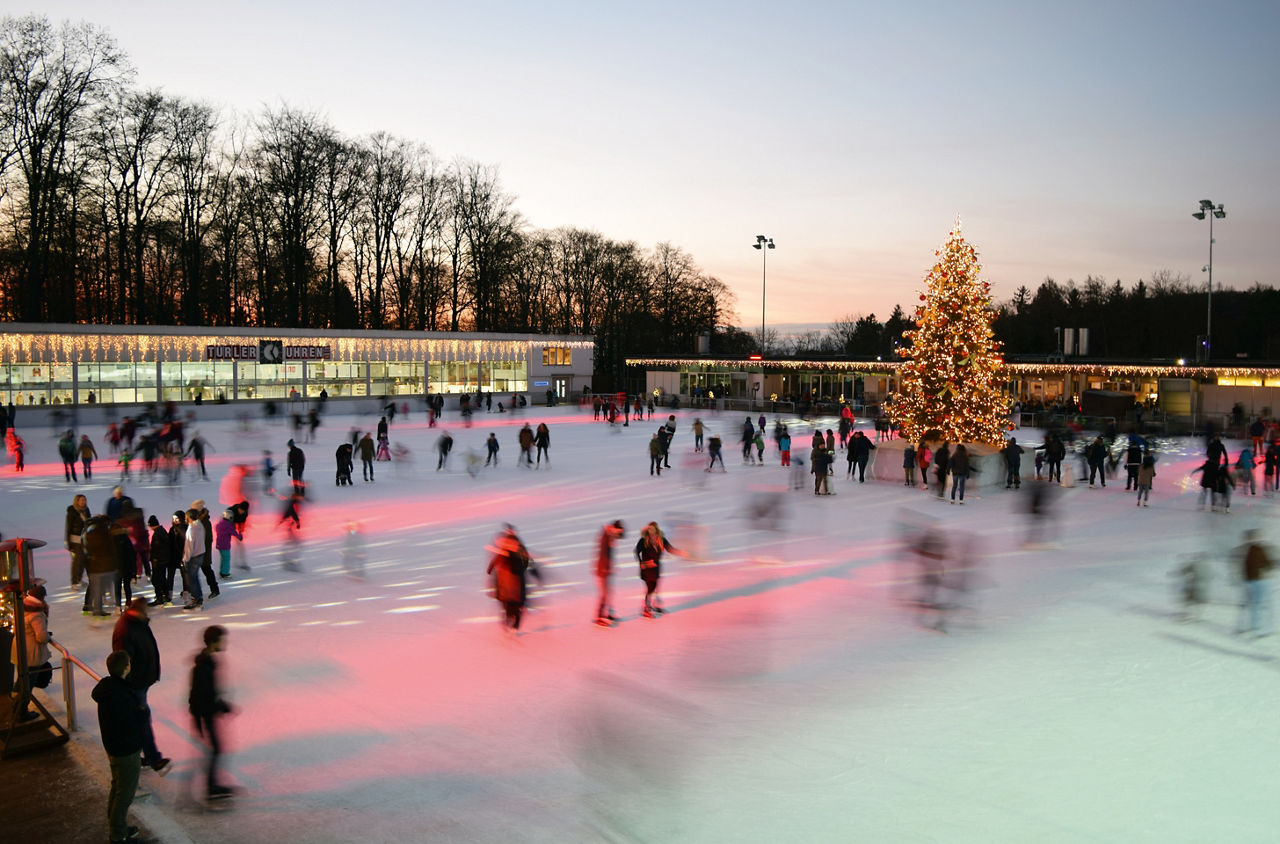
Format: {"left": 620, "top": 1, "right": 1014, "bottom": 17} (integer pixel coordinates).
{"left": 0, "top": 359, "right": 529, "bottom": 405}
{"left": 306, "top": 362, "right": 368, "bottom": 398}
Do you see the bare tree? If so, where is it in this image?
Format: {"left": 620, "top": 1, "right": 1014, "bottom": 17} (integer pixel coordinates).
{"left": 249, "top": 105, "right": 328, "bottom": 326}
{"left": 453, "top": 160, "right": 520, "bottom": 331}
{"left": 0, "top": 15, "right": 128, "bottom": 319}
{"left": 315, "top": 132, "right": 364, "bottom": 327}
{"left": 361, "top": 131, "right": 412, "bottom": 329}
{"left": 92, "top": 88, "right": 176, "bottom": 323}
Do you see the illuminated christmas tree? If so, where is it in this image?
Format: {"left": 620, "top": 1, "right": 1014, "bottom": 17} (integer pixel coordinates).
{"left": 890, "top": 226, "right": 1010, "bottom": 445}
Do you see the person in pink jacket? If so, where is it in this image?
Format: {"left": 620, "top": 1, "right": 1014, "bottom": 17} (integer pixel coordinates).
{"left": 213, "top": 510, "right": 242, "bottom": 579}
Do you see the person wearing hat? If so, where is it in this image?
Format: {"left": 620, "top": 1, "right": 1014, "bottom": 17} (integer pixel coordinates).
{"left": 594, "top": 520, "right": 625, "bottom": 627}
{"left": 147, "top": 515, "right": 173, "bottom": 606}
{"left": 181, "top": 509, "right": 207, "bottom": 611}
{"left": 214, "top": 510, "right": 242, "bottom": 579}
{"left": 192, "top": 500, "right": 220, "bottom": 599}
{"left": 10, "top": 584, "right": 51, "bottom": 721}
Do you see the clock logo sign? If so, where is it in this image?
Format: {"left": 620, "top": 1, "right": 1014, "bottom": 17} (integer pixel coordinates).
{"left": 258, "top": 340, "right": 283, "bottom": 364}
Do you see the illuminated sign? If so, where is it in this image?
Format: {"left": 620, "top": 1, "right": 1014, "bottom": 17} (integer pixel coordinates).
{"left": 205, "top": 342, "right": 332, "bottom": 362}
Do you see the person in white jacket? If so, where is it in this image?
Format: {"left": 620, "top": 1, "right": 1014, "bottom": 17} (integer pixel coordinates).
{"left": 182, "top": 509, "right": 208, "bottom": 611}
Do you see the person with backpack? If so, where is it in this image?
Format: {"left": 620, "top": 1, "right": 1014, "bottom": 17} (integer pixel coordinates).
{"left": 916, "top": 441, "right": 932, "bottom": 490}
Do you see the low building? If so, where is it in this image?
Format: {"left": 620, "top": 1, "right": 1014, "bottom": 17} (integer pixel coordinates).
{"left": 0, "top": 324, "right": 594, "bottom": 407}
{"left": 629, "top": 355, "right": 1280, "bottom": 431}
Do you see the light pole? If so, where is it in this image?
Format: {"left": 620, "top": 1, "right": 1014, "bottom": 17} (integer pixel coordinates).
{"left": 753, "top": 234, "right": 774, "bottom": 355}
{"left": 1191, "top": 199, "right": 1225, "bottom": 361}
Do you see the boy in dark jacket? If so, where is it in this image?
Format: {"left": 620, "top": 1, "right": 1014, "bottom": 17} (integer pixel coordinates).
{"left": 147, "top": 515, "right": 172, "bottom": 606}
{"left": 190, "top": 625, "right": 235, "bottom": 801}
{"left": 93, "top": 650, "right": 143, "bottom": 842}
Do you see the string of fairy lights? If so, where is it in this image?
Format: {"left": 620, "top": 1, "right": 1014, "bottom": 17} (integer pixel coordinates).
{"left": 624, "top": 357, "right": 1280, "bottom": 381}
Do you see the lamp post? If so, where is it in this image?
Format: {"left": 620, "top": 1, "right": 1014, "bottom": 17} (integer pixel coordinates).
{"left": 1191, "top": 199, "right": 1225, "bottom": 362}
{"left": 753, "top": 235, "right": 774, "bottom": 355}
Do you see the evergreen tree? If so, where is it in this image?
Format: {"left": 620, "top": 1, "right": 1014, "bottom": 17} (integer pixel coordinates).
{"left": 890, "top": 226, "right": 1009, "bottom": 445}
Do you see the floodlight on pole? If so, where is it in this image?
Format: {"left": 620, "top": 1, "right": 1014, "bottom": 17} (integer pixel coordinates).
{"left": 1191, "top": 199, "right": 1225, "bottom": 361}
{"left": 753, "top": 235, "right": 775, "bottom": 355}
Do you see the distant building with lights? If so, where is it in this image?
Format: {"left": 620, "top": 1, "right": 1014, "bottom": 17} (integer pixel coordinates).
{"left": 0, "top": 324, "right": 594, "bottom": 407}
{"left": 630, "top": 355, "right": 1280, "bottom": 428}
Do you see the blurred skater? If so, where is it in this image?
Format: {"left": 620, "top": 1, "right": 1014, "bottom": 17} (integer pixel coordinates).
{"left": 189, "top": 624, "right": 236, "bottom": 803}
{"left": 1237, "top": 529, "right": 1273, "bottom": 637}
{"left": 594, "top": 520, "right": 625, "bottom": 626}
{"left": 486, "top": 525, "right": 537, "bottom": 634}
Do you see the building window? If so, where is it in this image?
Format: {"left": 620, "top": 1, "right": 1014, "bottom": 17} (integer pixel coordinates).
{"left": 542, "top": 347, "right": 571, "bottom": 366}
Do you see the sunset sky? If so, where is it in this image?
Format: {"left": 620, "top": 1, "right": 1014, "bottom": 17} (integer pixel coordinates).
{"left": 26, "top": 0, "right": 1280, "bottom": 333}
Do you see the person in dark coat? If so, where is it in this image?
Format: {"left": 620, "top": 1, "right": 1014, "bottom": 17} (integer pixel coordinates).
{"left": 58, "top": 430, "right": 78, "bottom": 481}
{"left": 286, "top": 440, "right": 306, "bottom": 495}
{"left": 436, "top": 430, "right": 453, "bottom": 470}
{"left": 1003, "top": 437, "right": 1025, "bottom": 490}
{"left": 104, "top": 485, "right": 135, "bottom": 523}
{"left": 1085, "top": 436, "right": 1108, "bottom": 487}
{"left": 594, "top": 520, "right": 625, "bottom": 626}
{"left": 66, "top": 493, "right": 91, "bottom": 588}
{"left": 146, "top": 516, "right": 173, "bottom": 606}
{"left": 534, "top": 423, "right": 551, "bottom": 467}
{"left": 358, "top": 433, "right": 376, "bottom": 482}
{"left": 849, "top": 431, "right": 875, "bottom": 482}
{"left": 517, "top": 424, "right": 535, "bottom": 467}
{"left": 168, "top": 511, "right": 190, "bottom": 601}
{"left": 742, "top": 417, "right": 758, "bottom": 462}
{"left": 93, "top": 650, "right": 144, "bottom": 843}
{"left": 335, "top": 441, "right": 354, "bottom": 486}
{"left": 110, "top": 520, "right": 135, "bottom": 608}
{"left": 189, "top": 625, "right": 235, "bottom": 801}
{"left": 486, "top": 526, "right": 537, "bottom": 632}
{"left": 110, "top": 598, "right": 171, "bottom": 778}
{"left": 1123, "top": 437, "right": 1144, "bottom": 491}
{"left": 812, "top": 443, "right": 832, "bottom": 494}
{"left": 950, "top": 444, "right": 970, "bottom": 503}
{"left": 635, "top": 521, "right": 682, "bottom": 618}
{"left": 933, "top": 442, "right": 951, "bottom": 499}
{"left": 84, "top": 514, "right": 117, "bottom": 615}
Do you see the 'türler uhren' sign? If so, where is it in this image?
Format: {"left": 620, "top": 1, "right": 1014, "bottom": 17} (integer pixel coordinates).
{"left": 206, "top": 342, "right": 332, "bottom": 363}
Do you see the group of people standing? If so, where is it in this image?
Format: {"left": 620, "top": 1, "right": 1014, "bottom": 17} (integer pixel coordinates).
{"left": 66, "top": 487, "right": 249, "bottom": 615}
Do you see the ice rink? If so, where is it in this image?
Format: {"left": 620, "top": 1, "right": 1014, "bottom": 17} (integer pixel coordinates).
{"left": 4, "top": 402, "right": 1279, "bottom": 843}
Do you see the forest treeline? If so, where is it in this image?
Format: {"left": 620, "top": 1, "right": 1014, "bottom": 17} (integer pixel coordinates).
{"left": 795, "top": 273, "right": 1280, "bottom": 363}
{"left": 0, "top": 16, "right": 753, "bottom": 384}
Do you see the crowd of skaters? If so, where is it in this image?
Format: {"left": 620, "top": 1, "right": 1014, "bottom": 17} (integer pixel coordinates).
{"left": 7, "top": 397, "right": 1280, "bottom": 839}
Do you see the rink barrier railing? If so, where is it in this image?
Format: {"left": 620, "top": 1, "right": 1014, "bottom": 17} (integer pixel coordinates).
{"left": 47, "top": 638, "right": 102, "bottom": 732}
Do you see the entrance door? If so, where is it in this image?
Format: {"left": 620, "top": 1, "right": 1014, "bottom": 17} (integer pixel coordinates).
{"left": 552, "top": 376, "right": 569, "bottom": 404}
